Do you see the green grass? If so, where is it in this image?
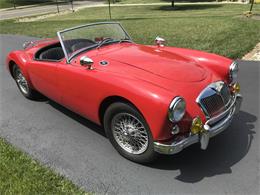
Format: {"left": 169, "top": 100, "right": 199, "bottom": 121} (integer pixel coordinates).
{"left": 1, "top": 4, "right": 259, "bottom": 58}
{"left": 0, "top": 137, "right": 87, "bottom": 194}
{"left": 0, "top": 0, "right": 56, "bottom": 9}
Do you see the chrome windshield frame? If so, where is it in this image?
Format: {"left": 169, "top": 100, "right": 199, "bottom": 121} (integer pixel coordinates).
{"left": 57, "top": 22, "right": 132, "bottom": 63}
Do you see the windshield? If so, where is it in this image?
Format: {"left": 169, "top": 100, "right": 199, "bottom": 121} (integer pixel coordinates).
{"left": 57, "top": 22, "right": 131, "bottom": 62}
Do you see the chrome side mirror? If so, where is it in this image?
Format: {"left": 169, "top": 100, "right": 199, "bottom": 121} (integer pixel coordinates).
{"left": 155, "top": 36, "right": 165, "bottom": 47}
{"left": 80, "top": 56, "right": 94, "bottom": 70}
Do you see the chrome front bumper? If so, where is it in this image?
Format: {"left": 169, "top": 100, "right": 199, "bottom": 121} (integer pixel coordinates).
{"left": 154, "top": 94, "right": 243, "bottom": 155}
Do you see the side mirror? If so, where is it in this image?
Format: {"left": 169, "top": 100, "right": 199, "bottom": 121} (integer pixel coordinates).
{"left": 155, "top": 36, "right": 165, "bottom": 47}
{"left": 80, "top": 56, "right": 94, "bottom": 70}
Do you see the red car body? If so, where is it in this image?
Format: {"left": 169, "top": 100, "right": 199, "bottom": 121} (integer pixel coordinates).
{"left": 6, "top": 22, "right": 242, "bottom": 162}
{"left": 6, "top": 39, "right": 232, "bottom": 140}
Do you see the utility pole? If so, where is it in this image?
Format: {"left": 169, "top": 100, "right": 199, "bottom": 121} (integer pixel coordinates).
{"left": 56, "top": 0, "right": 60, "bottom": 13}
{"left": 108, "top": 0, "right": 112, "bottom": 20}
{"left": 70, "top": 0, "right": 74, "bottom": 12}
{"left": 13, "top": 0, "right": 16, "bottom": 9}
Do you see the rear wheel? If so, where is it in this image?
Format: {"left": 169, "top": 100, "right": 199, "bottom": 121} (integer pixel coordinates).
{"left": 104, "top": 102, "right": 157, "bottom": 164}
{"left": 12, "top": 64, "right": 40, "bottom": 100}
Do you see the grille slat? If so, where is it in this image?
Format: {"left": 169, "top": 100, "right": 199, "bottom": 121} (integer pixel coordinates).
{"left": 221, "top": 85, "right": 231, "bottom": 106}
{"left": 197, "top": 82, "right": 231, "bottom": 118}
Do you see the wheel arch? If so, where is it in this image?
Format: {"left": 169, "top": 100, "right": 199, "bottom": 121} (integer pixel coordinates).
{"left": 8, "top": 60, "right": 16, "bottom": 78}
{"left": 7, "top": 51, "right": 36, "bottom": 90}
{"left": 98, "top": 95, "right": 144, "bottom": 125}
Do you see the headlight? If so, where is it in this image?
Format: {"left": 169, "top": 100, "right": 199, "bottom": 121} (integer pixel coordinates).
{"left": 168, "top": 97, "right": 186, "bottom": 122}
{"left": 229, "top": 61, "right": 239, "bottom": 81}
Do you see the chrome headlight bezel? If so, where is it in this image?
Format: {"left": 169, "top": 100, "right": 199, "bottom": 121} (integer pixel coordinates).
{"left": 168, "top": 96, "right": 186, "bottom": 123}
{"left": 229, "top": 61, "right": 239, "bottom": 82}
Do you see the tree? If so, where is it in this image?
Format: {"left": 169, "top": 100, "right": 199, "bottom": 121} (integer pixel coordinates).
{"left": 249, "top": 0, "right": 254, "bottom": 13}
{"left": 171, "top": 0, "right": 175, "bottom": 8}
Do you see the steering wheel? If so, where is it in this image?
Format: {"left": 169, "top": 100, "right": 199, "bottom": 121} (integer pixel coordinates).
{"left": 97, "top": 37, "right": 114, "bottom": 49}
{"left": 71, "top": 39, "right": 96, "bottom": 52}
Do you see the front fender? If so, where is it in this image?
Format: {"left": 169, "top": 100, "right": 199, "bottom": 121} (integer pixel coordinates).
{"left": 163, "top": 47, "right": 233, "bottom": 82}
{"left": 98, "top": 77, "right": 175, "bottom": 141}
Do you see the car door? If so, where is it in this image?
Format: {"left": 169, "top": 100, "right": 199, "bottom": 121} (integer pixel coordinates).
{"left": 57, "top": 53, "right": 102, "bottom": 123}
{"left": 28, "top": 59, "right": 63, "bottom": 102}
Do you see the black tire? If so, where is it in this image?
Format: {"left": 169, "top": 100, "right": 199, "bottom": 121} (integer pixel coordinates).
{"left": 12, "top": 64, "right": 41, "bottom": 100}
{"left": 104, "top": 102, "right": 158, "bottom": 164}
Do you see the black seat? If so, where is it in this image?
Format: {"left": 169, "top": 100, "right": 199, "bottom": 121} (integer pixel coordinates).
{"left": 39, "top": 47, "right": 64, "bottom": 60}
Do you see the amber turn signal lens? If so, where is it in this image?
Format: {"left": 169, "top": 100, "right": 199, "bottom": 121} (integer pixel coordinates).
{"left": 231, "top": 82, "right": 240, "bottom": 93}
{"left": 191, "top": 116, "right": 203, "bottom": 134}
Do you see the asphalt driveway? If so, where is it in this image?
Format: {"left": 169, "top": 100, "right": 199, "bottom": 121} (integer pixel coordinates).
{"left": 0, "top": 34, "right": 259, "bottom": 194}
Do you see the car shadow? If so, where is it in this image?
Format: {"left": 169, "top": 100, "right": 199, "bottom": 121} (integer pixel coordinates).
{"left": 46, "top": 99, "right": 256, "bottom": 183}
{"left": 47, "top": 100, "right": 106, "bottom": 137}
{"left": 149, "top": 110, "right": 256, "bottom": 183}
{"left": 30, "top": 95, "right": 48, "bottom": 102}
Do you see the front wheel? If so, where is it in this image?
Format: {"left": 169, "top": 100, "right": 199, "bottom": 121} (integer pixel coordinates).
{"left": 12, "top": 64, "right": 40, "bottom": 100}
{"left": 104, "top": 102, "right": 157, "bottom": 164}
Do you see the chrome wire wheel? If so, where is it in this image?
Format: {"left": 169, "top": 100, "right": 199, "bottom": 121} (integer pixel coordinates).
{"left": 111, "top": 113, "right": 149, "bottom": 155}
{"left": 14, "top": 67, "right": 29, "bottom": 95}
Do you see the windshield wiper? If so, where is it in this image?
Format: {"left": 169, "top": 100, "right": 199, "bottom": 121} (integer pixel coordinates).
{"left": 119, "top": 38, "right": 132, "bottom": 44}
{"left": 97, "top": 37, "right": 115, "bottom": 49}
{"left": 96, "top": 37, "right": 132, "bottom": 49}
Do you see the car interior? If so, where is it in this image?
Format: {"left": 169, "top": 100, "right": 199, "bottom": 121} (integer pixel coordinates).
{"left": 35, "top": 42, "right": 64, "bottom": 61}
{"left": 35, "top": 39, "right": 96, "bottom": 61}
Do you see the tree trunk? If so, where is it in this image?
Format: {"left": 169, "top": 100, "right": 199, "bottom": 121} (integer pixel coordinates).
{"left": 56, "top": 0, "right": 59, "bottom": 13}
{"left": 171, "top": 0, "right": 175, "bottom": 8}
{"left": 250, "top": 0, "right": 254, "bottom": 12}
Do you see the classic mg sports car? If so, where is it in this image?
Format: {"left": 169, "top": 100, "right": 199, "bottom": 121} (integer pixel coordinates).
{"left": 6, "top": 22, "right": 242, "bottom": 163}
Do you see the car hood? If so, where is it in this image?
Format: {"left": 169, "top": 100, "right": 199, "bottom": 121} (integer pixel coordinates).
{"left": 100, "top": 44, "right": 208, "bottom": 82}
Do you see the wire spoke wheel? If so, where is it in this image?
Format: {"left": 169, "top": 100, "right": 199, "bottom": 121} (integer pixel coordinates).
{"left": 14, "top": 67, "right": 29, "bottom": 95}
{"left": 111, "top": 113, "right": 149, "bottom": 155}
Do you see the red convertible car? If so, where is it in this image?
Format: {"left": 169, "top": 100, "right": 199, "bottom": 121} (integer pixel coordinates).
{"left": 6, "top": 22, "right": 242, "bottom": 163}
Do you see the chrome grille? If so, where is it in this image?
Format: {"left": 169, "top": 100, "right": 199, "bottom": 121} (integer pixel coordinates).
{"left": 201, "top": 94, "right": 225, "bottom": 117}
{"left": 221, "top": 84, "right": 231, "bottom": 106}
{"left": 196, "top": 81, "right": 231, "bottom": 118}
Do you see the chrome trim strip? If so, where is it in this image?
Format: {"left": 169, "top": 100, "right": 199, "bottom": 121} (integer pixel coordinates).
{"left": 57, "top": 31, "right": 69, "bottom": 63}
{"left": 154, "top": 135, "right": 199, "bottom": 155}
{"left": 154, "top": 94, "right": 242, "bottom": 155}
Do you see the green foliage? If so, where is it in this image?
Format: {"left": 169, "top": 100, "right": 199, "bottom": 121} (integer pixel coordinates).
{"left": 0, "top": 137, "right": 88, "bottom": 194}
